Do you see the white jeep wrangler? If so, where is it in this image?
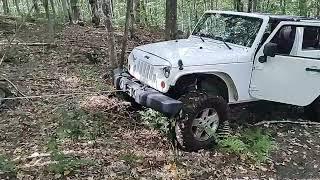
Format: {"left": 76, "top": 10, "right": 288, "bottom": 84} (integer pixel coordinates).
{"left": 114, "top": 11, "right": 320, "bottom": 151}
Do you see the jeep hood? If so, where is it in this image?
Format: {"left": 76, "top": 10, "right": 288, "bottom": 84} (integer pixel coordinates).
{"left": 135, "top": 37, "right": 245, "bottom": 67}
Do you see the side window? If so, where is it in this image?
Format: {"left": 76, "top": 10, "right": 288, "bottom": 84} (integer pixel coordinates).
{"left": 302, "top": 27, "right": 320, "bottom": 50}
{"left": 270, "top": 25, "right": 296, "bottom": 55}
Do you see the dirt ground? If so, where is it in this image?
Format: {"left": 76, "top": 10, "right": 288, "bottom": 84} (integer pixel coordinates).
{"left": 0, "top": 18, "right": 320, "bottom": 179}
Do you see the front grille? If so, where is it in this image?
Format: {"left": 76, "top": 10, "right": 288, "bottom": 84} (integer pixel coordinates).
{"left": 133, "top": 60, "right": 156, "bottom": 82}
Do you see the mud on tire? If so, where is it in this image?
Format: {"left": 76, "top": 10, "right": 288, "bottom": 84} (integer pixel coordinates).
{"left": 175, "top": 91, "right": 229, "bottom": 152}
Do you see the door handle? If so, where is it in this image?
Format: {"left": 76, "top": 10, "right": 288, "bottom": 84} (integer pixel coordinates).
{"left": 306, "top": 68, "right": 320, "bottom": 73}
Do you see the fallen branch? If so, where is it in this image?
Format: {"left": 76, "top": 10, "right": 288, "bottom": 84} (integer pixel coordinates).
{"left": 0, "top": 75, "right": 26, "bottom": 97}
{"left": 254, "top": 120, "right": 320, "bottom": 126}
{"left": 0, "top": 42, "right": 57, "bottom": 47}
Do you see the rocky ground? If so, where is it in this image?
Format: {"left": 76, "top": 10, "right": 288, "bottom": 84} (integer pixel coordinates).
{"left": 0, "top": 18, "right": 319, "bottom": 179}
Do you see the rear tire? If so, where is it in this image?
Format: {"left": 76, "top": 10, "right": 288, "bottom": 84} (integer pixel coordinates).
{"left": 175, "top": 91, "right": 229, "bottom": 152}
{"left": 305, "top": 98, "right": 320, "bottom": 122}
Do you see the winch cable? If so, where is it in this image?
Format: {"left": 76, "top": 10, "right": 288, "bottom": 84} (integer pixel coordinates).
{"left": 0, "top": 90, "right": 124, "bottom": 101}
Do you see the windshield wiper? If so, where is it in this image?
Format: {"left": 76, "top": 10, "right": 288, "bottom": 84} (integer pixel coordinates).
{"left": 215, "top": 36, "right": 232, "bottom": 50}
{"left": 194, "top": 33, "right": 205, "bottom": 42}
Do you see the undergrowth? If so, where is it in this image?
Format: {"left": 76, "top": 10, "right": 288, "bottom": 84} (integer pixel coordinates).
{"left": 218, "top": 128, "right": 276, "bottom": 163}
{"left": 139, "top": 108, "right": 170, "bottom": 134}
{"left": 47, "top": 138, "right": 94, "bottom": 175}
{"left": 0, "top": 154, "right": 16, "bottom": 177}
{"left": 55, "top": 107, "right": 107, "bottom": 140}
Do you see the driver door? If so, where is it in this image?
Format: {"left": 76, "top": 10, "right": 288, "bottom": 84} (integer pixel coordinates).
{"left": 250, "top": 21, "right": 320, "bottom": 106}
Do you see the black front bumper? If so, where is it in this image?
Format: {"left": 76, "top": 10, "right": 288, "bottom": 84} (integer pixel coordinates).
{"left": 113, "top": 68, "right": 183, "bottom": 117}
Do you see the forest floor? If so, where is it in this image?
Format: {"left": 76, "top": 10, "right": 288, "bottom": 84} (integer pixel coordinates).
{"left": 0, "top": 18, "right": 320, "bottom": 179}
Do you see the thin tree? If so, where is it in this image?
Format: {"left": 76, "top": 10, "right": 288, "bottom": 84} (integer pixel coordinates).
{"left": 165, "top": 0, "right": 177, "bottom": 40}
{"left": 119, "top": 0, "right": 133, "bottom": 69}
{"left": 32, "top": 0, "right": 40, "bottom": 15}
{"left": 89, "top": 0, "right": 100, "bottom": 26}
{"left": 70, "top": 0, "right": 81, "bottom": 23}
{"left": 280, "top": 0, "right": 286, "bottom": 14}
{"left": 252, "top": 0, "right": 257, "bottom": 12}
{"left": 14, "top": 0, "right": 22, "bottom": 16}
{"left": 129, "top": 0, "right": 135, "bottom": 38}
{"left": 102, "top": 0, "right": 116, "bottom": 70}
{"left": 2, "top": 0, "right": 10, "bottom": 14}
{"left": 299, "top": 0, "right": 307, "bottom": 16}
{"left": 316, "top": 0, "right": 319, "bottom": 17}
{"left": 248, "top": 0, "right": 253, "bottom": 12}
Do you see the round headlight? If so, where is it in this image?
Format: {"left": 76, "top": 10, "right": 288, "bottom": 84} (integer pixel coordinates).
{"left": 163, "top": 67, "right": 171, "bottom": 78}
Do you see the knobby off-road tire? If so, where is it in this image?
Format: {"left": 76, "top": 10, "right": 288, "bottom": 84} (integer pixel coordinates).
{"left": 175, "top": 91, "right": 229, "bottom": 152}
{"left": 305, "top": 97, "right": 320, "bottom": 122}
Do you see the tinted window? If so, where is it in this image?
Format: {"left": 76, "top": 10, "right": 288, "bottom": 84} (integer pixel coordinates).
{"left": 270, "top": 25, "right": 296, "bottom": 55}
{"left": 302, "top": 27, "right": 320, "bottom": 50}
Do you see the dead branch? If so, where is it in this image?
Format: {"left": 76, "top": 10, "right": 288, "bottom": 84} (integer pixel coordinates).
{"left": 254, "top": 120, "right": 320, "bottom": 126}
{"left": 1, "top": 75, "right": 26, "bottom": 97}
{"left": 0, "top": 42, "right": 57, "bottom": 47}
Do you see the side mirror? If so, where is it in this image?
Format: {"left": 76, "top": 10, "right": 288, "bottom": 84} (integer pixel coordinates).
{"left": 258, "top": 42, "right": 278, "bottom": 63}
{"left": 263, "top": 42, "right": 278, "bottom": 57}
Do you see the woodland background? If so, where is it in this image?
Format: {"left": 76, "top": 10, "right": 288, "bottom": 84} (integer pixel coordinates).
{"left": 1, "top": 0, "right": 320, "bottom": 38}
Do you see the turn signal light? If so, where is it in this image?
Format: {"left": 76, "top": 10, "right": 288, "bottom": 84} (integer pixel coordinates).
{"left": 161, "top": 81, "right": 166, "bottom": 89}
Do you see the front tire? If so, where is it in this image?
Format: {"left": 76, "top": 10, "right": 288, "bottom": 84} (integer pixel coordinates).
{"left": 175, "top": 91, "right": 229, "bottom": 152}
{"left": 305, "top": 98, "right": 320, "bottom": 122}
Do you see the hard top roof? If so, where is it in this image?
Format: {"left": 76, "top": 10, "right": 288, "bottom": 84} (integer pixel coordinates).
{"left": 257, "top": 13, "right": 317, "bottom": 21}
{"left": 205, "top": 10, "right": 319, "bottom": 22}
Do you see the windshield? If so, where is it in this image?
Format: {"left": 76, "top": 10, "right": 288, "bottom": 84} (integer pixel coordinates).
{"left": 192, "top": 13, "right": 263, "bottom": 47}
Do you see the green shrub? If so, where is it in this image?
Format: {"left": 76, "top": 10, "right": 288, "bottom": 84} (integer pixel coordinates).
{"left": 0, "top": 155, "right": 16, "bottom": 174}
{"left": 47, "top": 138, "right": 94, "bottom": 175}
{"left": 218, "top": 128, "right": 276, "bottom": 163}
{"left": 139, "top": 108, "right": 170, "bottom": 134}
{"left": 120, "top": 152, "right": 143, "bottom": 165}
{"left": 55, "top": 108, "right": 106, "bottom": 140}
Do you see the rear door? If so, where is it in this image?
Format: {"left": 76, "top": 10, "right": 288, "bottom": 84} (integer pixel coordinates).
{"left": 250, "top": 21, "right": 320, "bottom": 106}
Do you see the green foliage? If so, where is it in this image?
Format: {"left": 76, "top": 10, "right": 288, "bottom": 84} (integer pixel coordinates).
{"left": 218, "top": 128, "right": 276, "bottom": 163}
{"left": 120, "top": 152, "right": 143, "bottom": 165}
{"left": 47, "top": 138, "right": 94, "bottom": 175}
{"left": 139, "top": 108, "right": 170, "bottom": 134}
{"left": 55, "top": 107, "right": 107, "bottom": 140}
{"left": 218, "top": 136, "right": 247, "bottom": 154}
{"left": 0, "top": 155, "right": 16, "bottom": 174}
{"left": 48, "top": 153, "right": 92, "bottom": 175}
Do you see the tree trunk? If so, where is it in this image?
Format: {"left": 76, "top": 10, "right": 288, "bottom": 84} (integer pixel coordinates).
{"left": 102, "top": 0, "right": 116, "bottom": 70}
{"left": 317, "top": 0, "right": 320, "bottom": 16}
{"left": 280, "top": 0, "right": 286, "bottom": 14}
{"left": 252, "top": 0, "right": 257, "bottom": 12}
{"left": 165, "top": 0, "right": 177, "bottom": 40}
{"left": 70, "top": 0, "right": 81, "bottom": 23}
{"left": 234, "top": 0, "right": 243, "bottom": 12}
{"left": 14, "top": 0, "right": 21, "bottom": 15}
{"left": 89, "top": 0, "right": 100, "bottom": 26}
{"left": 61, "top": 0, "right": 69, "bottom": 21}
{"left": 43, "top": 0, "right": 50, "bottom": 20}
{"left": 32, "top": 0, "right": 40, "bottom": 15}
{"left": 2, "top": 0, "right": 10, "bottom": 14}
{"left": 247, "top": 0, "right": 252, "bottom": 12}
{"left": 299, "top": 0, "right": 307, "bottom": 16}
{"left": 119, "top": 0, "right": 132, "bottom": 69}
{"left": 134, "top": 0, "right": 140, "bottom": 24}
{"left": 129, "top": 0, "right": 135, "bottom": 38}
{"left": 49, "top": 0, "right": 56, "bottom": 17}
